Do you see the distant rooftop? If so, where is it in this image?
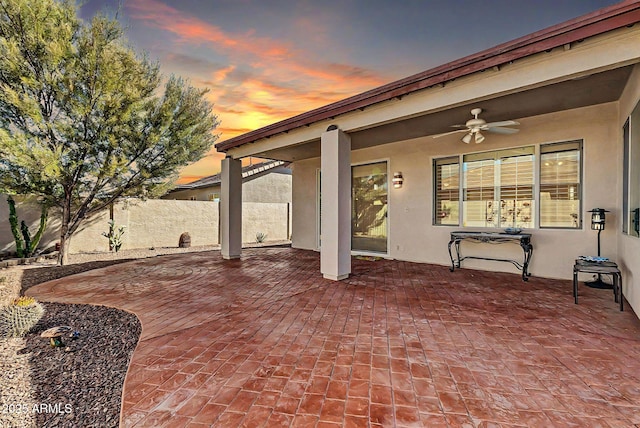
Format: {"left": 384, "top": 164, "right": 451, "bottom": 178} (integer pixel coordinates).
{"left": 172, "top": 160, "right": 291, "bottom": 191}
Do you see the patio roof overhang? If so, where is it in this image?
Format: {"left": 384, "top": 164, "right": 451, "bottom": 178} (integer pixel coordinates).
{"left": 214, "top": 2, "right": 640, "bottom": 162}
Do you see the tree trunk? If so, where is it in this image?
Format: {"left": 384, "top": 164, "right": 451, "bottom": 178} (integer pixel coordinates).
{"left": 57, "top": 232, "right": 70, "bottom": 266}
{"left": 57, "top": 191, "right": 72, "bottom": 266}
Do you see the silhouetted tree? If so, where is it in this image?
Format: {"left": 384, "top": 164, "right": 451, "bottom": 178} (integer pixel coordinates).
{"left": 0, "top": 0, "right": 218, "bottom": 264}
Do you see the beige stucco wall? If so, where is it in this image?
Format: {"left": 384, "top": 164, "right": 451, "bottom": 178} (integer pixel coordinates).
{"left": 293, "top": 102, "right": 621, "bottom": 283}
{"left": 617, "top": 63, "right": 640, "bottom": 316}
{"left": 67, "top": 199, "right": 219, "bottom": 253}
{"left": 243, "top": 173, "right": 292, "bottom": 203}
{"left": 68, "top": 199, "right": 291, "bottom": 252}
{"left": 0, "top": 195, "right": 60, "bottom": 254}
{"left": 2, "top": 198, "right": 290, "bottom": 255}
{"left": 242, "top": 202, "right": 290, "bottom": 243}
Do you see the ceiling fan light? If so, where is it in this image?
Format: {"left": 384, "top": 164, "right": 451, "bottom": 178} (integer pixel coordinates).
{"left": 462, "top": 133, "right": 472, "bottom": 144}
{"left": 475, "top": 132, "right": 485, "bottom": 144}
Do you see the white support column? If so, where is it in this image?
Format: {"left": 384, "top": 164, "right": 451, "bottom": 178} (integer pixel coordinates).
{"left": 321, "top": 127, "right": 351, "bottom": 280}
{"left": 221, "top": 156, "right": 242, "bottom": 259}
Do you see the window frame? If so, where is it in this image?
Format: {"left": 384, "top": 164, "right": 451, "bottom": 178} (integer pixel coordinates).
{"left": 462, "top": 146, "right": 535, "bottom": 229}
{"left": 433, "top": 156, "right": 460, "bottom": 226}
{"left": 432, "top": 140, "right": 584, "bottom": 230}
{"left": 623, "top": 118, "right": 630, "bottom": 234}
{"left": 538, "top": 140, "right": 583, "bottom": 230}
{"left": 623, "top": 100, "right": 640, "bottom": 237}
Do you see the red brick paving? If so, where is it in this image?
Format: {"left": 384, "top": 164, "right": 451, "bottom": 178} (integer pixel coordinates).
{"left": 27, "top": 248, "right": 640, "bottom": 427}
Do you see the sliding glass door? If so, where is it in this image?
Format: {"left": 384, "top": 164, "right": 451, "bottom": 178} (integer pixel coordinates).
{"left": 352, "top": 162, "right": 388, "bottom": 253}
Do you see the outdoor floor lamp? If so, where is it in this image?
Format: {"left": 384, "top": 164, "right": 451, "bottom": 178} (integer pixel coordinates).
{"left": 587, "top": 208, "right": 611, "bottom": 288}
{"left": 589, "top": 208, "right": 608, "bottom": 256}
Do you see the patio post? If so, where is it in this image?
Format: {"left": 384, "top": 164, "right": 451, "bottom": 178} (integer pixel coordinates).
{"left": 320, "top": 126, "right": 351, "bottom": 280}
{"left": 221, "top": 156, "right": 242, "bottom": 259}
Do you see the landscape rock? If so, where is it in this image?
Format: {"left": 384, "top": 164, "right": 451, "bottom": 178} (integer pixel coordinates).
{"left": 178, "top": 232, "right": 191, "bottom": 248}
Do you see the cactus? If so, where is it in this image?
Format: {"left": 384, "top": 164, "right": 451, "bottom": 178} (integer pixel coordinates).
{"left": 21, "top": 220, "right": 32, "bottom": 254}
{"left": 6, "top": 196, "right": 49, "bottom": 258}
{"left": 102, "top": 220, "right": 126, "bottom": 252}
{"left": 7, "top": 196, "right": 25, "bottom": 258}
{"left": 0, "top": 297, "right": 45, "bottom": 338}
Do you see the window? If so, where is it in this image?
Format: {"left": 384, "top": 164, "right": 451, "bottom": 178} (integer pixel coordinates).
{"left": 540, "top": 141, "right": 582, "bottom": 228}
{"left": 434, "top": 141, "right": 582, "bottom": 229}
{"left": 433, "top": 157, "right": 459, "bottom": 225}
{"left": 463, "top": 147, "right": 534, "bottom": 228}
{"left": 623, "top": 101, "right": 640, "bottom": 237}
{"left": 207, "top": 193, "right": 220, "bottom": 202}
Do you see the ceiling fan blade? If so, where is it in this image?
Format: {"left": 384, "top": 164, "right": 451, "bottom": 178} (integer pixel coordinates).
{"left": 483, "top": 120, "right": 520, "bottom": 128}
{"left": 475, "top": 132, "right": 485, "bottom": 144}
{"left": 487, "top": 126, "right": 519, "bottom": 135}
{"left": 432, "top": 129, "right": 468, "bottom": 138}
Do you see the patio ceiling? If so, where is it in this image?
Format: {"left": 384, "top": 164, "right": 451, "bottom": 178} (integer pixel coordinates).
{"left": 248, "top": 65, "right": 633, "bottom": 162}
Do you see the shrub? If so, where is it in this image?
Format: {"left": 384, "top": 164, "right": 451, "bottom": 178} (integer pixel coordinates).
{"left": 255, "top": 232, "right": 267, "bottom": 243}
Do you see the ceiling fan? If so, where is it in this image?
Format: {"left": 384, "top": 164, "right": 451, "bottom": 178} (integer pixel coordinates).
{"left": 432, "top": 108, "right": 520, "bottom": 144}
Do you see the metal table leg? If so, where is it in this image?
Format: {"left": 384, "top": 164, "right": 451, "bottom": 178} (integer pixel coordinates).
{"left": 573, "top": 266, "right": 578, "bottom": 304}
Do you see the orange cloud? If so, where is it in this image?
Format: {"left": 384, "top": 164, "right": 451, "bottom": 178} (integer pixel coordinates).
{"left": 128, "top": 0, "right": 387, "bottom": 89}
{"left": 128, "top": 0, "right": 390, "bottom": 182}
{"left": 128, "top": 0, "right": 294, "bottom": 62}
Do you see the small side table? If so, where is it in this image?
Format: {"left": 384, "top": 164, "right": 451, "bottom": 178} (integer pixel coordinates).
{"left": 573, "top": 259, "right": 623, "bottom": 311}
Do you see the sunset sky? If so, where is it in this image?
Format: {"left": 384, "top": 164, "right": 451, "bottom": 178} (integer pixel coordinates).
{"left": 80, "top": 0, "right": 619, "bottom": 183}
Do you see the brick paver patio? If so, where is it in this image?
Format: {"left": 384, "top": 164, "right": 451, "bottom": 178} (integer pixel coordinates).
{"left": 27, "top": 248, "right": 640, "bottom": 427}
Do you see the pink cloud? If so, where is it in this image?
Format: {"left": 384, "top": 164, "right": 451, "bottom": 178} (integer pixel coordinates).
{"left": 127, "top": 0, "right": 387, "bottom": 88}
{"left": 127, "top": 0, "right": 390, "bottom": 182}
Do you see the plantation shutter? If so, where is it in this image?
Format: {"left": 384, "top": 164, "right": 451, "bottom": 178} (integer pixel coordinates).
{"left": 540, "top": 141, "right": 582, "bottom": 228}
{"left": 434, "top": 157, "right": 459, "bottom": 225}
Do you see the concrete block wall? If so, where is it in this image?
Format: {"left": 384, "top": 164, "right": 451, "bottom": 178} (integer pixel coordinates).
{"left": 112, "top": 199, "right": 219, "bottom": 251}
{"left": 1, "top": 196, "right": 290, "bottom": 255}
{"left": 242, "top": 202, "right": 290, "bottom": 244}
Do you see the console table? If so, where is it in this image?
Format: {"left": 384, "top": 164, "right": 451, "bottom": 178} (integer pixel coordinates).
{"left": 448, "top": 231, "right": 533, "bottom": 281}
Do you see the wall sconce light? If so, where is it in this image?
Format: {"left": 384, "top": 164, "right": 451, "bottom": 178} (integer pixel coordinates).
{"left": 392, "top": 172, "right": 404, "bottom": 189}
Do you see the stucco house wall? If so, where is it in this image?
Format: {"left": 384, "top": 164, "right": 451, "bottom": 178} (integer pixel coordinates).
{"left": 292, "top": 102, "right": 620, "bottom": 282}
{"left": 617, "top": 63, "right": 640, "bottom": 314}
